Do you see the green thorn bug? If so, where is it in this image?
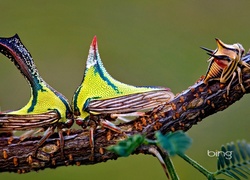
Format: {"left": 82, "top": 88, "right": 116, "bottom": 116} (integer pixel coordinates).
{"left": 72, "top": 36, "right": 174, "bottom": 159}
{"left": 0, "top": 34, "right": 74, "bottom": 157}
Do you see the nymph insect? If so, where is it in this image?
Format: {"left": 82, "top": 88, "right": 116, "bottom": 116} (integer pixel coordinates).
{"left": 202, "top": 38, "right": 250, "bottom": 95}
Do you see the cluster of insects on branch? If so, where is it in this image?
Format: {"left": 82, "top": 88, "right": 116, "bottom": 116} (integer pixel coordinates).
{"left": 0, "top": 35, "right": 174, "bottom": 160}
{"left": 0, "top": 35, "right": 249, "bottom": 162}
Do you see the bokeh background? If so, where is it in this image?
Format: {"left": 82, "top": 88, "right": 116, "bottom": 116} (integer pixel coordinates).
{"left": 0, "top": 1, "right": 249, "bottom": 179}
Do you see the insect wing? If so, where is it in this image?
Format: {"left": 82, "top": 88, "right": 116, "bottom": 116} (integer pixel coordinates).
{"left": 0, "top": 111, "right": 59, "bottom": 131}
{"left": 87, "top": 90, "right": 174, "bottom": 114}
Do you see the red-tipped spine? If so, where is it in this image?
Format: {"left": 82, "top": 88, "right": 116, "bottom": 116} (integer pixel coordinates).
{"left": 91, "top": 35, "right": 97, "bottom": 50}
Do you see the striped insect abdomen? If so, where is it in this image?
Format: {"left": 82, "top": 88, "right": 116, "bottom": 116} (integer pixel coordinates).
{"left": 204, "top": 60, "right": 223, "bottom": 83}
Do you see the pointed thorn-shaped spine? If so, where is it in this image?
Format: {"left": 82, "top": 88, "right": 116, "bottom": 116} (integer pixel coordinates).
{"left": 215, "top": 38, "right": 223, "bottom": 46}
{"left": 200, "top": 46, "right": 214, "bottom": 53}
{"left": 207, "top": 52, "right": 213, "bottom": 57}
{"left": 215, "top": 38, "right": 229, "bottom": 50}
{"left": 91, "top": 35, "right": 97, "bottom": 50}
{"left": 0, "top": 34, "right": 39, "bottom": 87}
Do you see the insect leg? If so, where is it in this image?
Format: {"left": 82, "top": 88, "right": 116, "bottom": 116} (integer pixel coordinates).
{"left": 241, "top": 61, "right": 250, "bottom": 70}
{"left": 111, "top": 112, "right": 145, "bottom": 118}
{"left": 89, "top": 126, "right": 95, "bottom": 161}
{"left": 236, "top": 66, "right": 245, "bottom": 93}
{"left": 19, "top": 129, "right": 38, "bottom": 141}
{"left": 33, "top": 126, "right": 55, "bottom": 156}
{"left": 110, "top": 112, "right": 145, "bottom": 123}
{"left": 100, "top": 119, "right": 123, "bottom": 134}
{"left": 226, "top": 71, "right": 236, "bottom": 96}
{"left": 88, "top": 120, "right": 97, "bottom": 161}
{"left": 100, "top": 119, "right": 128, "bottom": 141}
{"left": 57, "top": 128, "right": 65, "bottom": 158}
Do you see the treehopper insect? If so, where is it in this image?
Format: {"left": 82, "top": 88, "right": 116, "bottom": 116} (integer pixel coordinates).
{"left": 0, "top": 34, "right": 74, "bottom": 156}
{"left": 202, "top": 38, "right": 250, "bottom": 95}
{"left": 72, "top": 36, "right": 174, "bottom": 159}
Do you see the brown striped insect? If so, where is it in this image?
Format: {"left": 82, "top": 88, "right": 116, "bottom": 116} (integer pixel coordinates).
{"left": 202, "top": 38, "right": 250, "bottom": 95}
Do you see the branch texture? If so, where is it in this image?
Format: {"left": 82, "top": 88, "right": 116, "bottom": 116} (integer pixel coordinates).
{"left": 1, "top": 54, "right": 250, "bottom": 174}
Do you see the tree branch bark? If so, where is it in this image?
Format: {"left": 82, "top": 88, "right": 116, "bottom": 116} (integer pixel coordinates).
{"left": 1, "top": 54, "right": 250, "bottom": 174}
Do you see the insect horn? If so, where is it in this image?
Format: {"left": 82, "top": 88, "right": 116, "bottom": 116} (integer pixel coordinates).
{"left": 215, "top": 38, "right": 225, "bottom": 47}
{"left": 215, "top": 38, "right": 228, "bottom": 51}
{"left": 215, "top": 38, "right": 238, "bottom": 53}
{"left": 200, "top": 46, "right": 214, "bottom": 53}
{"left": 92, "top": 35, "right": 97, "bottom": 49}
{"left": 0, "top": 34, "right": 40, "bottom": 88}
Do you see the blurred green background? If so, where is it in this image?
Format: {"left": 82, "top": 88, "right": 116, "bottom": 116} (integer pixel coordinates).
{"left": 0, "top": 1, "right": 249, "bottom": 179}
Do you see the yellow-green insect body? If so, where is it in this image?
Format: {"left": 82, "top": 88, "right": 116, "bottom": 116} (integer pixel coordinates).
{"left": 0, "top": 34, "right": 73, "bottom": 154}
{"left": 72, "top": 36, "right": 174, "bottom": 160}
{"left": 0, "top": 34, "right": 72, "bottom": 124}
{"left": 73, "top": 36, "right": 174, "bottom": 124}
{"left": 8, "top": 81, "right": 71, "bottom": 124}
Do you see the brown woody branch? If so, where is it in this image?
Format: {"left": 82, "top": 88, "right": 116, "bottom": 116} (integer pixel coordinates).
{"left": 1, "top": 54, "right": 250, "bottom": 174}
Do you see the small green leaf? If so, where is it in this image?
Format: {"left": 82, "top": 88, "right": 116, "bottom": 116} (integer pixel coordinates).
{"left": 246, "top": 143, "right": 250, "bottom": 158}
{"left": 238, "top": 140, "right": 247, "bottom": 161}
{"left": 231, "top": 168, "right": 248, "bottom": 179}
{"left": 233, "top": 143, "right": 241, "bottom": 163}
{"left": 227, "top": 143, "right": 236, "bottom": 165}
{"left": 215, "top": 140, "right": 250, "bottom": 179}
{"left": 224, "top": 170, "right": 241, "bottom": 180}
{"left": 155, "top": 131, "right": 192, "bottom": 156}
{"left": 217, "top": 153, "right": 225, "bottom": 170}
{"left": 221, "top": 145, "right": 230, "bottom": 167}
{"left": 107, "top": 134, "right": 145, "bottom": 157}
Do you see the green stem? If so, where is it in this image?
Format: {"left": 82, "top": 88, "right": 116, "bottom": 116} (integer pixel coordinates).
{"left": 145, "top": 139, "right": 157, "bottom": 145}
{"left": 164, "top": 153, "right": 180, "bottom": 180}
{"left": 148, "top": 145, "right": 179, "bottom": 180}
{"left": 178, "top": 153, "right": 215, "bottom": 179}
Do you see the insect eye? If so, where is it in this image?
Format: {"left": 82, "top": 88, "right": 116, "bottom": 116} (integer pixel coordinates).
{"left": 234, "top": 48, "right": 239, "bottom": 55}
{"left": 240, "top": 48, "right": 245, "bottom": 56}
